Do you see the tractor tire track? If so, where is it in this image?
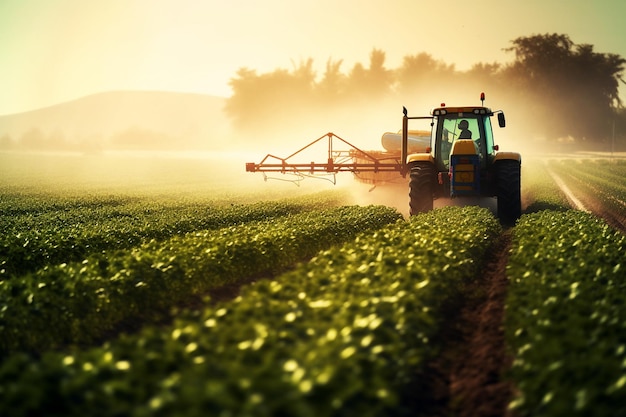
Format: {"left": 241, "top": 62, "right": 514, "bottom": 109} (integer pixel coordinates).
{"left": 449, "top": 231, "right": 514, "bottom": 417}
{"left": 426, "top": 231, "right": 514, "bottom": 417}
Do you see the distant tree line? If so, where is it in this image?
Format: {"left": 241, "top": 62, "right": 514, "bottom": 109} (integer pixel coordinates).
{"left": 226, "top": 33, "right": 626, "bottom": 146}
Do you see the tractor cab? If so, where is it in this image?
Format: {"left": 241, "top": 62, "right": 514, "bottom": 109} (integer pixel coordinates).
{"left": 430, "top": 105, "right": 504, "bottom": 172}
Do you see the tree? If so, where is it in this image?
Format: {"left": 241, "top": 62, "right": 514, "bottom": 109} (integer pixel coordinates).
{"left": 224, "top": 35, "right": 626, "bottom": 145}
{"left": 225, "top": 60, "right": 317, "bottom": 133}
{"left": 316, "top": 58, "right": 347, "bottom": 103}
{"left": 340, "top": 49, "right": 394, "bottom": 100}
{"left": 396, "top": 52, "right": 456, "bottom": 96}
{"left": 225, "top": 67, "right": 260, "bottom": 128}
{"left": 504, "top": 33, "right": 626, "bottom": 141}
{"left": 363, "top": 48, "right": 394, "bottom": 98}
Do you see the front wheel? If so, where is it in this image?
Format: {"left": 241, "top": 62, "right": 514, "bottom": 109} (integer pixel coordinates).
{"left": 409, "top": 162, "right": 435, "bottom": 216}
{"left": 495, "top": 160, "right": 521, "bottom": 225}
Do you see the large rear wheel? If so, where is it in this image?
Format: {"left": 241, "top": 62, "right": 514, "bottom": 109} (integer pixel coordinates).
{"left": 495, "top": 160, "right": 521, "bottom": 225}
{"left": 409, "top": 162, "right": 435, "bottom": 216}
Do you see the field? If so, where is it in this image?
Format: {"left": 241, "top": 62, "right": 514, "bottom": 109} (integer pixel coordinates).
{"left": 1, "top": 150, "right": 625, "bottom": 417}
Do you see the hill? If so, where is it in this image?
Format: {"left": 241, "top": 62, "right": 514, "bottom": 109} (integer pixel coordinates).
{"left": 0, "top": 91, "right": 233, "bottom": 151}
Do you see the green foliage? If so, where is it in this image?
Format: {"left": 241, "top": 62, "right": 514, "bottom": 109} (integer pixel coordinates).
{"left": 0, "top": 204, "right": 401, "bottom": 354}
{"left": 522, "top": 158, "right": 571, "bottom": 213}
{"left": 506, "top": 210, "right": 626, "bottom": 416}
{"left": 0, "top": 206, "right": 501, "bottom": 417}
{"left": 547, "top": 159, "right": 626, "bottom": 219}
{"left": 0, "top": 192, "right": 344, "bottom": 277}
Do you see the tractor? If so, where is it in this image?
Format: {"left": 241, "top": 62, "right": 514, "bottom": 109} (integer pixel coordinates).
{"left": 245, "top": 93, "right": 522, "bottom": 224}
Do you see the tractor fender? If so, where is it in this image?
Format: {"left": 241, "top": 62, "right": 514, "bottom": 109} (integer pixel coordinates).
{"left": 493, "top": 152, "right": 522, "bottom": 163}
{"left": 406, "top": 153, "right": 435, "bottom": 165}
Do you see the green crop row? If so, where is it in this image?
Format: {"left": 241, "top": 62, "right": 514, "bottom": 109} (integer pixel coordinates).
{"left": 0, "top": 206, "right": 501, "bottom": 417}
{"left": 521, "top": 158, "right": 571, "bottom": 213}
{"left": 505, "top": 210, "right": 626, "bottom": 416}
{"left": 547, "top": 159, "right": 626, "bottom": 216}
{"left": 0, "top": 191, "right": 346, "bottom": 276}
{"left": 556, "top": 159, "right": 626, "bottom": 186}
{"left": 0, "top": 205, "right": 402, "bottom": 355}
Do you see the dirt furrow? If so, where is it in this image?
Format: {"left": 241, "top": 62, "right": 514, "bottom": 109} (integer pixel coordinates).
{"left": 431, "top": 231, "right": 514, "bottom": 417}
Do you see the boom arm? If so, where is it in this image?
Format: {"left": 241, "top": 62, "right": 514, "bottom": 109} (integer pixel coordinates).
{"left": 245, "top": 132, "right": 405, "bottom": 175}
{"left": 245, "top": 110, "right": 433, "bottom": 184}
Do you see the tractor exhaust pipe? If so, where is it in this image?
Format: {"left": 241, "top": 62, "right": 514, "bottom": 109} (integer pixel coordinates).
{"left": 402, "top": 106, "right": 408, "bottom": 176}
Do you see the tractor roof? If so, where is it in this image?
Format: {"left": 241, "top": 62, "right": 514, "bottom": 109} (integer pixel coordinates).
{"left": 431, "top": 106, "right": 493, "bottom": 116}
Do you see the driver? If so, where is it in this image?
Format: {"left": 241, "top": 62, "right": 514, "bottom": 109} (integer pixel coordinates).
{"left": 458, "top": 120, "right": 472, "bottom": 139}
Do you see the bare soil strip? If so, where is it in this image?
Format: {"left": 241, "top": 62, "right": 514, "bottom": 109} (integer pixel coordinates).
{"left": 428, "top": 232, "right": 514, "bottom": 417}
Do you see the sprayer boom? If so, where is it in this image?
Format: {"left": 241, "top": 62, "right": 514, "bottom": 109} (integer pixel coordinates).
{"left": 245, "top": 132, "right": 405, "bottom": 178}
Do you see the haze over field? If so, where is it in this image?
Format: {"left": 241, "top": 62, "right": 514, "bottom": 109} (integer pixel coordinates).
{"left": 1, "top": 0, "right": 625, "bottom": 186}
{"left": 0, "top": 91, "right": 231, "bottom": 151}
{"left": 2, "top": 0, "right": 625, "bottom": 116}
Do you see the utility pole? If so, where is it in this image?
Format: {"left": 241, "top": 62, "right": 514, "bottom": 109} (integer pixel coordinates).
{"left": 611, "top": 118, "right": 615, "bottom": 162}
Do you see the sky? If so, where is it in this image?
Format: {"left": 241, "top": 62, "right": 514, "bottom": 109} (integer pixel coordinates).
{"left": 1, "top": 0, "right": 625, "bottom": 116}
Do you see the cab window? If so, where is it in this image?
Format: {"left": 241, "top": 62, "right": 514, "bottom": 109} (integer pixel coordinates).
{"left": 483, "top": 116, "right": 495, "bottom": 155}
{"left": 437, "top": 115, "right": 482, "bottom": 169}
